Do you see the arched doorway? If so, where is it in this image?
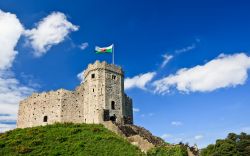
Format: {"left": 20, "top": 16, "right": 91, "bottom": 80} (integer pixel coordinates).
{"left": 110, "top": 114, "right": 116, "bottom": 122}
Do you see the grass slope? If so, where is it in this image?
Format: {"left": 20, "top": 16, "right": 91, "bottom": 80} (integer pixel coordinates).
{"left": 0, "top": 123, "right": 144, "bottom": 156}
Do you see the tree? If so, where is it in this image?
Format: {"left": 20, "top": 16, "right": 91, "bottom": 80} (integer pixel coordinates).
{"left": 201, "top": 132, "right": 250, "bottom": 156}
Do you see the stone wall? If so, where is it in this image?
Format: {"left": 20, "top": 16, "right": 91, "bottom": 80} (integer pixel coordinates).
{"left": 17, "top": 90, "right": 66, "bottom": 128}
{"left": 60, "top": 90, "right": 84, "bottom": 123}
{"left": 124, "top": 94, "right": 133, "bottom": 124}
{"left": 17, "top": 61, "right": 133, "bottom": 128}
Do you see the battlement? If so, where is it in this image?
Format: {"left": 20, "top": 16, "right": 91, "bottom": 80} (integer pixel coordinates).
{"left": 84, "top": 60, "right": 124, "bottom": 79}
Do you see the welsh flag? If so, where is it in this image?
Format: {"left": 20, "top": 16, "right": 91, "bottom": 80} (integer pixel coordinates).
{"left": 95, "top": 44, "right": 113, "bottom": 53}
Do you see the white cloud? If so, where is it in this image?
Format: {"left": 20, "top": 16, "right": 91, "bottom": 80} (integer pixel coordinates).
{"left": 0, "top": 10, "right": 36, "bottom": 132}
{"left": 0, "top": 123, "right": 16, "bottom": 133}
{"left": 161, "top": 54, "right": 173, "bottom": 68}
{"left": 125, "top": 72, "right": 156, "bottom": 90}
{"left": 0, "top": 70, "right": 34, "bottom": 115}
{"left": 77, "top": 70, "right": 85, "bottom": 83}
{"left": 154, "top": 53, "right": 250, "bottom": 94}
{"left": 0, "top": 10, "right": 24, "bottom": 70}
{"left": 175, "top": 44, "right": 196, "bottom": 54}
{"left": 0, "top": 115, "right": 17, "bottom": 122}
{"left": 25, "top": 12, "right": 79, "bottom": 56}
{"left": 133, "top": 108, "right": 140, "bottom": 113}
{"left": 79, "top": 42, "right": 89, "bottom": 50}
{"left": 171, "top": 121, "right": 183, "bottom": 126}
{"left": 194, "top": 135, "right": 204, "bottom": 140}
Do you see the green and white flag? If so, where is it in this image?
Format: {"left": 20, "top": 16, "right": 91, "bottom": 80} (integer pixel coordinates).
{"left": 95, "top": 44, "right": 113, "bottom": 53}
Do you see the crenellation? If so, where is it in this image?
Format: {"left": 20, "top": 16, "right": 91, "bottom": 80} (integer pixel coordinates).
{"left": 17, "top": 61, "right": 133, "bottom": 128}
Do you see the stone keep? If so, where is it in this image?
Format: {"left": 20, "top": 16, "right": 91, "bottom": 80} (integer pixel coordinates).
{"left": 17, "top": 61, "right": 133, "bottom": 128}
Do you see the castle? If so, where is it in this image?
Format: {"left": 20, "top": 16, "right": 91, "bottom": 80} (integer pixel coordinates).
{"left": 17, "top": 61, "right": 133, "bottom": 128}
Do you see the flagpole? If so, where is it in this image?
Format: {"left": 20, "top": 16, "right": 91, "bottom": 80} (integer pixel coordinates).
{"left": 113, "top": 44, "right": 114, "bottom": 64}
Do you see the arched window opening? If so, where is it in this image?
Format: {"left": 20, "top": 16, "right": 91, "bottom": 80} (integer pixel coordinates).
{"left": 43, "top": 116, "right": 48, "bottom": 122}
{"left": 91, "top": 74, "right": 95, "bottom": 79}
{"left": 111, "top": 101, "right": 115, "bottom": 110}
{"left": 112, "top": 75, "right": 116, "bottom": 80}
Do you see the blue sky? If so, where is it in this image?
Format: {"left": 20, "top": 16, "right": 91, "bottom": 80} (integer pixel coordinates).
{"left": 1, "top": 0, "right": 250, "bottom": 148}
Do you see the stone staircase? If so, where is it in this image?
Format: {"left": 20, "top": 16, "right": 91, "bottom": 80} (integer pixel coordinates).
{"left": 103, "top": 121, "right": 165, "bottom": 152}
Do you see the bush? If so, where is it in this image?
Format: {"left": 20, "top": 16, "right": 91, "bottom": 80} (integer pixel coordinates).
{"left": 147, "top": 145, "right": 188, "bottom": 156}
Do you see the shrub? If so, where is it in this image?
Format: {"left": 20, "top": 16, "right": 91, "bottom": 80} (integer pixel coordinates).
{"left": 147, "top": 145, "right": 188, "bottom": 156}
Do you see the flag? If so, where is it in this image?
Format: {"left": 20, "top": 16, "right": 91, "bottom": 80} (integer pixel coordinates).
{"left": 95, "top": 44, "right": 113, "bottom": 53}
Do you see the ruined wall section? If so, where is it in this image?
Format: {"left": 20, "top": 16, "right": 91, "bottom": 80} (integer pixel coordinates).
{"left": 17, "top": 90, "right": 65, "bottom": 128}
{"left": 124, "top": 94, "right": 133, "bottom": 124}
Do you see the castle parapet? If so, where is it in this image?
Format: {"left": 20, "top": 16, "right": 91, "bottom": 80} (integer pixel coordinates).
{"left": 84, "top": 60, "right": 124, "bottom": 79}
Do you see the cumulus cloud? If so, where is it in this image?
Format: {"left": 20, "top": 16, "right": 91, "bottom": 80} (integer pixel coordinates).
{"left": 0, "top": 10, "right": 35, "bottom": 132}
{"left": 0, "top": 70, "right": 34, "bottom": 115}
{"left": 25, "top": 12, "right": 79, "bottom": 56}
{"left": 0, "top": 69, "right": 35, "bottom": 134}
{"left": 171, "top": 121, "right": 183, "bottom": 126}
{"left": 79, "top": 42, "right": 89, "bottom": 50}
{"left": 154, "top": 53, "right": 250, "bottom": 94}
{"left": 125, "top": 72, "right": 156, "bottom": 90}
{"left": 0, "top": 70, "right": 34, "bottom": 132}
{"left": 0, "top": 123, "right": 16, "bottom": 133}
{"left": 77, "top": 70, "right": 85, "bottom": 83}
{"left": 161, "top": 54, "right": 173, "bottom": 68}
{"left": 0, "top": 10, "right": 24, "bottom": 70}
{"left": 0, "top": 114, "right": 17, "bottom": 123}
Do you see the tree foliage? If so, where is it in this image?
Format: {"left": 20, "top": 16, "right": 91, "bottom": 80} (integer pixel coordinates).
{"left": 201, "top": 132, "right": 250, "bottom": 156}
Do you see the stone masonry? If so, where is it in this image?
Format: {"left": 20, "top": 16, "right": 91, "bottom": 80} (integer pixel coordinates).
{"left": 17, "top": 61, "right": 133, "bottom": 128}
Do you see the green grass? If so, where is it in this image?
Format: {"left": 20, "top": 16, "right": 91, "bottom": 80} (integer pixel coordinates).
{"left": 0, "top": 123, "right": 144, "bottom": 156}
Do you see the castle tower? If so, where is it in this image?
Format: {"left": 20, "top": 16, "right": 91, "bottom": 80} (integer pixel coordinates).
{"left": 77, "top": 60, "right": 132, "bottom": 124}
{"left": 17, "top": 61, "right": 133, "bottom": 128}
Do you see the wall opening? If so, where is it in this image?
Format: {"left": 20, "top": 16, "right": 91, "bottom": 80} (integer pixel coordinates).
{"left": 103, "top": 109, "right": 110, "bottom": 121}
{"left": 110, "top": 114, "right": 116, "bottom": 122}
{"left": 111, "top": 101, "right": 115, "bottom": 110}
{"left": 91, "top": 74, "right": 95, "bottom": 79}
{"left": 43, "top": 116, "right": 48, "bottom": 122}
{"left": 112, "top": 75, "right": 116, "bottom": 80}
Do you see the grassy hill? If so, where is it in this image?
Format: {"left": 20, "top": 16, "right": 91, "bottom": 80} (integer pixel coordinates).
{"left": 0, "top": 123, "right": 144, "bottom": 156}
